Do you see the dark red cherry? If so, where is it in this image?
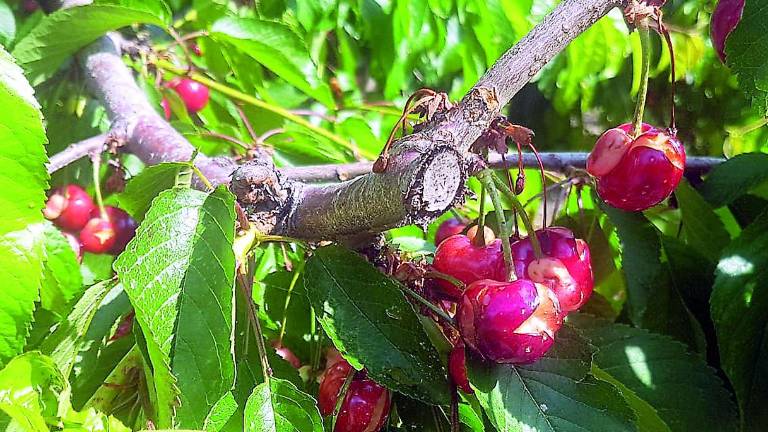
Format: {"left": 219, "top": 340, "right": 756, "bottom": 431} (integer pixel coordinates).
{"left": 79, "top": 216, "right": 116, "bottom": 254}
{"left": 587, "top": 123, "right": 685, "bottom": 211}
{"left": 101, "top": 206, "right": 137, "bottom": 254}
{"left": 435, "top": 218, "right": 466, "bottom": 246}
{"left": 272, "top": 341, "right": 301, "bottom": 369}
{"left": 44, "top": 185, "right": 96, "bottom": 231}
{"left": 22, "top": 0, "right": 39, "bottom": 13}
{"left": 511, "top": 227, "right": 593, "bottom": 313}
{"left": 448, "top": 345, "right": 473, "bottom": 394}
{"left": 432, "top": 234, "right": 505, "bottom": 298}
{"left": 167, "top": 78, "right": 210, "bottom": 113}
{"left": 458, "top": 279, "right": 563, "bottom": 364}
{"left": 188, "top": 42, "right": 203, "bottom": 56}
{"left": 62, "top": 232, "right": 82, "bottom": 263}
{"left": 318, "top": 358, "right": 391, "bottom": 432}
{"left": 711, "top": 0, "right": 745, "bottom": 62}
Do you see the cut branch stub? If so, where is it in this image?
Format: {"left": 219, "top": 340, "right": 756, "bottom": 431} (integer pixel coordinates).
{"left": 230, "top": 159, "right": 291, "bottom": 234}
{"left": 404, "top": 145, "right": 467, "bottom": 227}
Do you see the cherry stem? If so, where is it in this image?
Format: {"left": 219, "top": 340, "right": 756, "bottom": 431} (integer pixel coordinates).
{"left": 491, "top": 173, "right": 544, "bottom": 260}
{"left": 90, "top": 152, "right": 107, "bottom": 219}
{"left": 528, "top": 141, "right": 548, "bottom": 227}
{"left": 660, "top": 24, "right": 677, "bottom": 130}
{"left": 237, "top": 259, "right": 272, "bottom": 383}
{"left": 424, "top": 270, "right": 466, "bottom": 294}
{"left": 400, "top": 285, "right": 457, "bottom": 328}
{"left": 632, "top": 21, "right": 652, "bottom": 138}
{"left": 474, "top": 180, "right": 488, "bottom": 246}
{"left": 278, "top": 260, "right": 305, "bottom": 345}
{"left": 331, "top": 370, "right": 355, "bottom": 431}
{"left": 476, "top": 170, "right": 514, "bottom": 281}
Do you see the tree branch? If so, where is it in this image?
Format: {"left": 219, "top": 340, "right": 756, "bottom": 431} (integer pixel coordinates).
{"left": 72, "top": 0, "right": 630, "bottom": 240}
{"left": 46, "top": 133, "right": 108, "bottom": 174}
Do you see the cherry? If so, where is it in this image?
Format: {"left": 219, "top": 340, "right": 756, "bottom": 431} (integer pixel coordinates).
{"left": 511, "top": 227, "right": 593, "bottom": 313}
{"left": 318, "top": 358, "right": 391, "bottom": 432}
{"left": 101, "top": 206, "right": 137, "bottom": 254}
{"left": 79, "top": 216, "right": 116, "bottom": 254}
{"left": 109, "top": 311, "right": 135, "bottom": 341}
{"left": 435, "top": 218, "right": 466, "bottom": 246}
{"left": 62, "top": 232, "right": 82, "bottom": 263}
{"left": 711, "top": 0, "right": 745, "bottom": 62}
{"left": 448, "top": 345, "right": 473, "bottom": 394}
{"left": 587, "top": 123, "right": 685, "bottom": 211}
{"left": 272, "top": 341, "right": 301, "bottom": 369}
{"left": 44, "top": 185, "right": 96, "bottom": 231}
{"left": 22, "top": 0, "right": 39, "bottom": 13}
{"left": 432, "top": 233, "right": 505, "bottom": 298}
{"left": 161, "top": 98, "right": 171, "bottom": 120}
{"left": 188, "top": 42, "right": 203, "bottom": 57}
{"left": 167, "top": 78, "right": 209, "bottom": 113}
{"left": 458, "top": 279, "right": 563, "bottom": 364}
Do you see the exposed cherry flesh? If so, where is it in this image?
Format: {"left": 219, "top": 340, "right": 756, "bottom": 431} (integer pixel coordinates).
{"left": 511, "top": 227, "right": 593, "bottom": 313}
{"left": 79, "top": 216, "right": 116, "bottom": 254}
{"left": 458, "top": 279, "right": 563, "bottom": 364}
{"left": 44, "top": 185, "right": 96, "bottom": 231}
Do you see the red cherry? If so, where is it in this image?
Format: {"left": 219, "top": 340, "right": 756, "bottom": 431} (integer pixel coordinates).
{"left": 587, "top": 123, "right": 685, "bottom": 211}
{"left": 711, "top": 0, "right": 745, "bottom": 62}
{"left": 22, "top": 0, "right": 39, "bottom": 13}
{"left": 101, "top": 206, "right": 137, "bottom": 254}
{"left": 432, "top": 234, "right": 505, "bottom": 298}
{"left": 79, "top": 216, "right": 116, "bottom": 254}
{"left": 448, "top": 345, "right": 473, "bottom": 394}
{"left": 188, "top": 42, "right": 203, "bottom": 56}
{"left": 109, "top": 311, "right": 135, "bottom": 341}
{"left": 511, "top": 227, "right": 593, "bottom": 313}
{"left": 318, "top": 359, "right": 391, "bottom": 432}
{"left": 458, "top": 279, "right": 563, "bottom": 364}
{"left": 435, "top": 219, "right": 466, "bottom": 246}
{"left": 44, "top": 185, "right": 96, "bottom": 231}
{"left": 168, "top": 78, "right": 209, "bottom": 113}
{"left": 161, "top": 98, "right": 171, "bottom": 120}
{"left": 62, "top": 232, "right": 83, "bottom": 263}
{"left": 272, "top": 341, "right": 301, "bottom": 369}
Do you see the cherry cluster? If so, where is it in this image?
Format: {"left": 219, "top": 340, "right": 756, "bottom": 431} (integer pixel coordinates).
{"left": 43, "top": 184, "right": 137, "bottom": 259}
{"left": 432, "top": 220, "right": 593, "bottom": 392}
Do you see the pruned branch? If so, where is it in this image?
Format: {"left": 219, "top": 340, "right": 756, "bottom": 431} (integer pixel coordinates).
{"left": 71, "top": 0, "right": 634, "bottom": 240}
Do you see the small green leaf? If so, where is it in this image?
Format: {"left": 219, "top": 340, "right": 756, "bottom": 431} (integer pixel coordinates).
{"left": 40, "top": 223, "right": 84, "bottom": 316}
{"left": 726, "top": 0, "right": 768, "bottom": 115}
{"left": 468, "top": 326, "right": 637, "bottom": 432}
{"left": 243, "top": 378, "right": 324, "bottom": 432}
{"left": 674, "top": 179, "right": 731, "bottom": 260}
{"left": 12, "top": 0, "right": 171, "bottom": 85}
{"left": 0, "top": 352, "right": 66, "bottom": 431}
{"left": 699, "top": 153, "right": 768, "bottom": 207}
{"left": 570, "top": 314, "right": 739, "bottom": 432}
{"left": 304, "top": 245, "right": 450, "bottom": 405}
{"left": 711, "top": 210, "right": 768, "bottom": 430}
{"left": 211, "top": 17, "right": 335, "bottom": 108}
{"left": 0, "top": 46, "right": 49, "bottom": 366}
{"left": 114, "top": 186, "right": 237, "bottom": 428}
{"left": 117, "top": 162, "right": 187, "bottom": 222}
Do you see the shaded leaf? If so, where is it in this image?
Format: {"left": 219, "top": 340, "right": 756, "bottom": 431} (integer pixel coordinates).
{"left": 117, "top": 162, "right": 187, "bottom": 222}
{"left": 304, "top": 245, "right": 450, "bottom": 405}
{"left": 726, "top": 0, "right": 768, "bottom": 115}
{"left": 699, "top": 153, "right": 768, "bottom": 207}
{"left": 674, "top": 179, "right": 731, "bottom": 260}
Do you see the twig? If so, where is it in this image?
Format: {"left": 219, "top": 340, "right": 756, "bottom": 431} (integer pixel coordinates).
{"left": 46, "top": 134, "right": 108, "bottom": 174}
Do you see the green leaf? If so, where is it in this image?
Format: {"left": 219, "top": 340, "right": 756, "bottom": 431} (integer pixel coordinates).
{"left": 304, "top": 245, "right": 450, "bottom": 405}
{"left": 468, "top": 325, "right": 637, "bottom": 432}
{"left": 243, "top": 378, "right": 324, "bottom": 432}
{"left": 11, "top": 0, "right": 171, "bottom": 85}
{"left": 711, "top": 210, "right": 768, "bottom": 430}
{"left": 570, "top": 314, "right": 739, "bottom": 432}
{"left": 114, "top": 186, "right": 237, "bottom": 428}
{"left": 211, "top": 17, "right": 335, "bottom": 108}
{"left": 726, "top": 0, "right": 768, "bottom": 115}
{"left": 602, "top": 205, "right": 706, "bottom": 352}
{"left": 39, "top": 279, "right": 115, "bottom": 379}
{"left": 699, "top": 153, "right": 768, "bottom": 207}
{"left": 0, "top": 46, "right": 48, "bottom": 366}
{"left": 0, "top": 352, "right": 66, "bottom": 431}
{"left": 117, "top": 162, "right": 187, "bottom": 222}
{"left": 40, "top": 223, "right": 84, "bottom": 316}
{"left": 674, "top": 179, "right": 731, "bottom": 260}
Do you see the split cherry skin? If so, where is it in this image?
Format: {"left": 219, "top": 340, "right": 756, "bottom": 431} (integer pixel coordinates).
{"left": 511, "top": 227, "right": 593, "bottom": 313}
{"left": 587, "top": 123, "right": 685, "bottom": 211}
{"left": 318, "top": 358, "right": 391, "bottom": 432}
{"left": 458, "top": 279, "right": 563, "bottom": 364}
{"left": 79, "top": 216, "right": 116, "bottom": 254}
{"left": 44, "top": 185, "right": 96, "bottom": 231}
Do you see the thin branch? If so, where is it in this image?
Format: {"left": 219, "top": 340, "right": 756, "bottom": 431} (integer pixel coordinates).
{"left": 46, "top": 134, "right": 108, "bottom": 174}
{"left": 280, "top": 153, "right": 724, "bottom": 182}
